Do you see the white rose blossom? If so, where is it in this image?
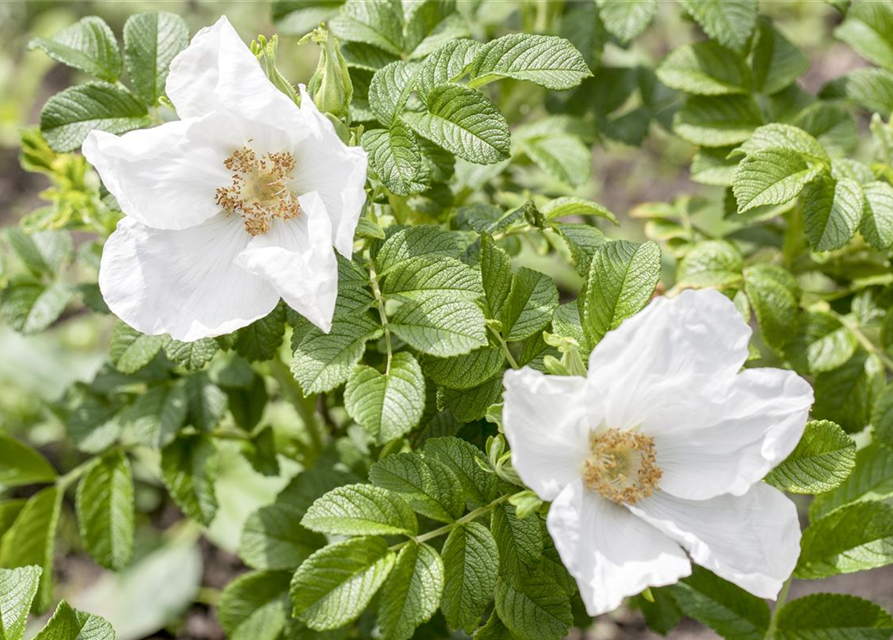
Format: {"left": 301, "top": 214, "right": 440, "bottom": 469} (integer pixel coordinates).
{"left": 83, "top": 16, "right": 367, "bottom": 341}
{"left": 502, "top": 289, "right": 814, "bottom": 616}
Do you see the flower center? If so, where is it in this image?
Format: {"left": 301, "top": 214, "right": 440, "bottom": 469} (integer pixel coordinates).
{"left": 215, "top": 143, "right": 301, "bottom": 236}
{"left": 582, "top": 428, "right": 662, "bottom": 505}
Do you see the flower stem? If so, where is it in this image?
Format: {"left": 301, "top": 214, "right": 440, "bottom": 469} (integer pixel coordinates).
{"left": 367, "top": 256, "right": 393, "bottom": 373}
{"left": 764, "top": 576, "right": 793, "bottom": 640}
{"left": 489, "top": 325, "right": 520, "bottom": 369}
{"left": 389, "top": 493, "right": 514, "bottom": 551}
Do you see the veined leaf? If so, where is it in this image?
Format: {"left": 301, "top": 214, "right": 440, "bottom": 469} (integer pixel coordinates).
{"left": 677, "top": 240, "right": 743, "bottom": 289}
{"left": 742, "top": 264, "right": 799, "bottom": 351}
{"left": 541, "top": 197, "right": 617, "bottom": 224}
{"left": 369, "top": 60, "right": 418, "bottom": 126}
{"left": 417, "top": 39, "right": 481, "bottom": 99}
{"left": 123, "top": 11, "right": 189, "bottom": 105}
{"left": 378, "top": 542, "right": 444, "bottom": 640}
{"left": 784, "top": 311, "right": 858, "bottom": 375}
{"left": 776, "top": 593, "right": 893, "bottom": 640}
{"left": 441, "top": 522, "right": 499, "bottom": 631}
{"left": 802, "top": 175, "right": 863, "bottom": 251}
{"left": 835, "top": 1, "right": 893, "bottom": 72}
{"left": 733, "top": 148, "right": 824, "bottom": 213}
{"left": 657, "top": 41, "right": 751, "bottom": 96}
{"left": 389, "top": 295, "right": 488, "bottom": 357}
{"left": 766, "top": 420, "right": 855, "bottom": 494}
{"left": 29, "top": 17, "right": 121, "bottom": 82}
{"left": 123, "top": 382, "right": 188, "bottom": 449}
{"left": 32, "top": 600, "right": 114, "bottom": 640}
{"left": 218, "top": 570, "right": 291, "bottom": 640}
{"left": 381, "top": 255, "right": 482, "bottom": 302}
{"left": 1, "top": 280, "right": 73, "bottom": 335}
{"left": 362, "top": 123, "right": 429, "bottom": 196}
{"left": 467, "top": 34, "right": 591, "bottom": 90}
{"left": 674, "top": 95, "right": 762, "bottom": 147}
{"left": 423, "top": 437, "right": 496, "bottom": 505}
{"left": 376, "top": 225, "right": 460, "bottom": 273}
{"left": 420, "top": 346, "right": 505, "bottom": 391}
{"left": 597, "top": 0, "right": 657, "bottom": 43}
{"left": 0, "top": 435, "right": 56, "bottom": 487}
{"left": 160, "top": 435, "right": 218, "bottom": 526}
{"left": 500, "top": 268, "right": 559, "bottom": 342}
{"left": 480, "top": 232, "right": 514, "bottom": 319}
{"left": 811, "top": 445, "right": 893, "bottom": 520}
{"left": 329, "top": 0, "right": 404, "bottom": 56}
{"left": 860, "top": 181, "right": 893, "bottom": 250}
{"left": 109, "top": 322, "right": 168, "bottom": 374}
{"left": 302, "top": 484, "right": 417, "bottom": 536}
{"left": 495, "top": 572, "right": 573, "bottom": 640}
{"left": 735, "top": 123, "right": 828, "bottom": 161}
{"left": 680, "top": 0, "right": 757, "bottom": 53}
{"left": 0, "top": 566, "right": 42, "bottom": 640}
{"left": 76, "top": 451, "right": 134, "bottom": 570}
{"left": 369, "top": 452, "right": 464, "bottom": 522}
{"left": 752, "top": 19, "right": 810, "bottom": 94}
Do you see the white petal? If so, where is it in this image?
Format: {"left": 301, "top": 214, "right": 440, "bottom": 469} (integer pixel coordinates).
{"left": 99, "top": 215, "right": 279, "bottom": 341}
{"left": 502, "top": 368, "right": 593, "bottom": 501}
{"left": 292, "top": 85, "right": 368, "bottom": 258}
{"left": 629, "top": 484, "right": 801, "bottom": 599}
{"left": 654, "top": 367, "right": 813, "bottom": 500}
{"left": 547, "top": 480, "right": 691, "bottom": 616}
{"left": 82, "top": 115, "right": 234, "bottom": 231}
{"left": 234, "top": 192, "right": 338, "bottom": 332}
{"left": 166, "top": 16, "right": 301, "bottom": 128}
{"left": 586, "top": 289, "right": 751, "bottom": 430}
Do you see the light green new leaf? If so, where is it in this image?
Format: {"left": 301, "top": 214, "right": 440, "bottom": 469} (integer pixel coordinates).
{"left": 776, "top": 593, "right": 893, "bottom": 640}
{"left": 32, "top": 600, "right": 114, "bottom": 640}
{"left": 597, "top": 0, "right": 658, "bottom": 43}
{"left": 733, "top": 148, "right": 824, "bottom": 213}
{"left": 582, "top": 240, "right": 661, "bottom": 346}
{"left": 1, "top": 281, "right": 73, "bottom": 335}
{"left": 677, "top": 240, "right": 743, "bottom": 288}
{"left": 495, "top": 572, "right": 573, "bottom": 640}
{"left": 669, "top": 566, "right": 769, "bottom": 640}
{"left": 290, "top": 536, "right": 395, "bottom": 630}
{"left": 417, "top": 39, "right": 481, "bottom": 99}
{"left": 835, "top": 1, "right": 893, "bottom": 72}
{"left": 123, "top": 11, "right": 189, "bottom": 105}
{"left": 423, "top": 437, "right": 496, "bottom": 505}
{"left": 160, "top": 435, "right": 218, "bottom": 526}
{"left": 656, "top": 41, "right": 751, "bottom": 96}
{"left": 362, "top": 123, "right": 429, "bottom": 196}
{"left": 390, "top": 296, "right": 488, "bottom": 357}
{"left": 441, "top": 522, "right": 499, "bottom": 631}
{"left": 541, "top": 197, "right": 617, "bottom": 224}
{"left": 369, "top": 452, "right": 464, "bottom": 522}
{"left": 369, "top": 60, "right": 418, "bottom": 125}
{"left": 766, "top": 420, "right": 855, "bottom": 494}
{"left": 345, "top": 352, "right": 426, "bottom": 443}
{"left": 797, "top": 501, "right": 893, "bottom": 579}
{"left": 500, "top": 268, "right": 559, "bottom": 341}
{"left": 218, "top": 570, "right": 291, "bottom": 640}
{"left": 860, "top": 181, "right": 893, "bottom": 250}
{"left": 40, "top": 82, "right": 150, "bottom": 152}
{"left": 751, "top": 19, "right": 810, "bottom": 94}
{"left": 378, "top": 542, "right": 444, "bottom": 640}
{"left": 679, "top": 0, "right": 757, "bottom": 53}
{"left": 420, "top": 346, "right": 504, "bottom": 391}
{"left": 811, "top": 445, "right": 893, "bottom": 520}
{"left": 673, "top": 95, "right": 762, "bottom": 147}
{"left": 109, "top": 322, "right": 168, "bottom": 374}
{"left": 0, "top": 566, "right": 42, "bottom": 640}
{"left": 743, "top": 264, "right": 799, "bottom": 351}
{"left": 302, "top": 484, "right": 417, "bottom": 537}
{"left": 329, "top": 0, "right": 404, "bottom": 56}
{"left": 29, "top": 17, "right": 121, "bottom": 82}
{"left": 0, "top": 435, "right": 56, "bottom": 487}
{"left": 0, "top": 487, "right": 61, "bottom": 613}
{"left": 467, "top": 34, "right": 591, "bottom": 90}
{"left": 403, "top": 85, "right": 510, "bottom": 164}
{"left": 382, "top": 255, "right": 482, "bottom": 301}
{"left": 802, "top": 175, "right": 863, "bottom": 251}
{"left": 76, "top": 451, "right": 134, "bottom": 571}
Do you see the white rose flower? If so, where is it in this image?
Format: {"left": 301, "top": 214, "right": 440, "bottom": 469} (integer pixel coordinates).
{"left": 502, "top": 289, "right": 813, "bottom": 616}
{"left": 83, "top": 16, "right": 367, "bottom": 341}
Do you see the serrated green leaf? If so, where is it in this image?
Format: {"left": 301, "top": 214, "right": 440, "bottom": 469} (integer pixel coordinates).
{"left": 743, "top": 264, "right": 799, "bottom": 351}
{"left": 691, "top": 146, "right": 738, "bottom": 186}
{"left": 802, "top": 175, "right": 864, "bottom": 251}
{"left": 733, "top": 148, "right": 824, "bottom": 213}
{"left": 860, "top": 180, "right": 893, "bottom": 250}
{"left": 376, "top": 226, "right": 460, "bottom": 273}
{"left": 582, "top": 240, "right": 661, "bottom": 346}
{"left": 403, "top": 0, "right": 469, "bottom": 59}
{"left": 110, "top": 322, "right": 168, "bottom": 374}
{"left": 835, "top": 67, "right": 893, "bottom": 117}
{"left": 597, "top": 0, "right": 657, "bottom": 43}
{"left": 437, "top": 374, "right": 503, "bottom": 423}
{"left": 382, "top": 255, "right": 482, "bottom": 301}
{"left": 40, "top": 82, "right": 149, "bottom": 152}
{"left": 369, "top": 61, "right": 418, "bottom": 126}
{"left": 423, "top": 437, "right": 496, "bottom": 505}
{"left": 344, "top": 352, "right": 426, "bottom": 443}
{"left": 75, "top": 451, "right": 134, "bottom": 571}
{"left": 677, "top": 240, "right": 743, "bottom": 288}
{"left": 302, "top": 484, "right": 417, "bottom": 536}
{"left": 362, "top": 123, "right": 429, "bottom": 196}
{"left": 500, "top": 268, "right": 558, "bottom": 342}
{"left": 32, "top": 600, "right": 114, "bottom": 640}
{"left": 812, "top": 445, "right": 893, "bottom": 520}
{"left": 234, "top": 305, "right": 285, "bottom": 362}
{"left": 797, "top": 501, "right": 893, "bottom": 579}
{"left": 480, "top": 233, "right": 513, "bottom": 319}
{"left": 420, "top": 346, "right": 504, "bottom": 391}
{"left": 0, "top": 566, "right": 41, "bottom": 640}
{"left": 674, "top": 95, "right": 762, "bottom": 147}
{"left": 467, "top": 34, "right": 591, "bottom": 90}
{"left": 0, "top": 435, "right": 56, "bottom": 487}
{"left": 290, "top": 536, "right": 396, "bottom": 630}
{"left": 766, "top": 420, "right": 855, "bottom": 494}
{"left": 872, "top": 382, "right": 893, "bottom": 448}
{"left": 390, "top": 296, "right": 488, "bottom": 357}
{"left": 835, "top": 1, "right": 893, "bottom": 72}
{"left": 541, "top": 197, "right": 617, "bottom": 224}
{"left": 123, "top": 11, "right": 189, "bottom": 105}
{"left": 378, "top": 542, "right": 444, "bottom": 640}
{"left": 812, "top": 351, "right": 883, "bottom": 433}
{"left": 225, "top": 374, "right": 267, "bottom": 432}
{"left": 669, "top": 566, "right": 769, "bottom": 640}
{"left": 735, "top": 123, "right": 828, "bottom": 161}
{"left": 1, "top": 280, "right": 73, "bottom": 335}
{"left": 554, "top": 224, "right": 608, "bottom": 278}
{"left": 491, "top": 503, "right": 542, "bottom": 575}
{"left": 680, "top": 0, "right": 757, "bottom": 53}
{"left": 329, "top": 0, "right": 404, "bottom": 56}
{"left": 417, "top": 39, "right": 481, "bottom": 99}
{"left": 657, "top": 41, "right": 751, "bottom": 96}
{"left": 29, "top": 17, "right": 121, "bottom": 82}
{"left": 517, "top": 133, "right": 591, "bottom": 187}
{"left": 164, "top": 337, "right": 219, "bottom": 371}
{"left": 495, "top": 572, "right": 573, "bottom": 640}
{"left": 183, "top": 373, "right": 227, "bottom": 432}
{"left": 776, "top": 593, "right": 893, "bottom": 640}
{"left": 218, "top": 570, "right": 291, "bottom": 640}
{"left": 160, "top": 435, "right": 218, "bottom": 526}
{"left": 123, "top": 382, "right": 188, "bottom": 449}
{"left": 441, "top": 522, "right": 499, "bottom": 632}
{"left": 0, "top": 487, "right": 60, "bottom": 614}
{"left": 784, "top": 311, "right": 858, "bottom": 374}
{"left": 752, "top": 19, "right": 810, "bottom": 94}
{"left": 403, "top": 85, "right": 510, "bottom": 164}
{"left": 239, "top": 504, "right": 327, "bottom": 571}
{"left": 369, "top": 452, "right": 463, "bottom": 522}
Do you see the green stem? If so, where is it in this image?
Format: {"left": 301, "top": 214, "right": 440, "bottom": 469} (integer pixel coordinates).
{"left": 270, "top": 356, "right": 324, "bottom": 455}
{"left": 764, "top": 576, "right": 793, "bottom": 640}
{"left": 368, "top": 257, "right": 393, "bottom": 373}
{"left": 56, "top": 457, "right": 97, "bottom": 492}
{"left": 839, "top": 315, "right": 893, "bottom": 372}
{"left": 489, "top": 325, "right": 520, "bottom": 369}
{"left": 390, "top": 493, "right": 513, "bottom": 551}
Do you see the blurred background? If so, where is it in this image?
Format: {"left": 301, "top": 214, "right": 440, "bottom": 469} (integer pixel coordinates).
{"left": 0, "top": 2, "right": 884, "bottom": 639}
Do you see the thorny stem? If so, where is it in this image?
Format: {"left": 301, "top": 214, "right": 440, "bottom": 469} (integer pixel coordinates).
{"left": 271, "top": 355, "right": 324, "bottom": 455}
{"left": 764, "top": 576, "right": 793, "bottom": 640}
{"left": 389, "top": 493, "right": 514, "bottom": 551}
{"left": 489, "top": 325, "right": 520, "bottom": 369}
{"left": 367, "top": 255, "right": 393, "bottom": 373}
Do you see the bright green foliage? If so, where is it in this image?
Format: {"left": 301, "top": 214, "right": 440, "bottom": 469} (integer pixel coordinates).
{"left": 441, "top": 523, "right": 499, "bottom": 631}
{"left": 218, "top": 571, "right": 292, "bottom": 640}
{"left": 29, "top": 17, "right": 121, "bottom": 82}
{"left": 378, "top": 542, "right": 444, "bottom": 640}
{"left": 680, "top": 0, "right": 757, "bottom": 52}
{"left": 494, "top": 572, "right": 573, "bottom": 640}
{"left": 785, "top": 312, "right": 858, "bottom": 374}
{"left": 32, "top": 600, "right": 114, "bottom": 640}
{"left": 775, "top": 593, "right": 893, "bottom": 640}
{"left": 389, "top": 296, "right": 488, "bottom": 357}
{"left": 677, "top": 240, "right": 743, "bottom": 288}
{"left": 109, "top": 322, "right": 167, "bottom": 374}
{"left": 423, "top": 437, "right": 496, "bottom": 505}
{"left": 160, "top": 435, "right": 218, "bottom": 526}
{"left": 123, "top": 382, "right": 188, "bottom": 449}
{"left": 597, "top": 0, "right": 657, "bottom": 43}
{"left": 302, "top": 484, "right": 418, "bottom": 536}
{"left": 75, "top": 451, "right": 134, "bottom": 570}
{"left": 743, "top": 264, "right": 799, "bottom": 351}
{"left": 657, "top": 42, "right": 751, "bottom": 96}
{"left": 811, "top": 445, "right": 893, "bottom": 521}
{"left": 123, "top": 12, "right": 189, "bottom": 104}
{"left": 835, "top": 2, "right": 893, "bottom": 72}
{"left": 369, "top": 452, "right": 464, "bottom": 522}
{"left": 0, "top": 436, "right": 56, "bottom": 487}
{"left": 467, "top": 34, "right": 592, "bottom": 90}
{"left": 0, "top": 566, "right": 42, "bottom": 640}
{"left": 766, "top": 420, "right": 856, "bottom": 494}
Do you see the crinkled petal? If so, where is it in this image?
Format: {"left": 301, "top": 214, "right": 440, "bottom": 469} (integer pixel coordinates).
{"left": 654, "top": 367, "right": 813, "bottom": 500}
{"left": 82, "top": 115, "right": 234, "bottom": 231}
{"left": 166, "top": 16, "right": 301, "bottom": 128}
{"left": 292, "top": 85, "right": 367, "bottom": 258}
{"left": 99, "top": 215, "right": 278, "bottom": 341}
{"left": 586, "top": 289, "right": 751, "bottom": 430}
{"left": 629, "top": 484, "right": 801, "bottom": 599}
{"left": 234, "top": 192, "right": 338, "bottom": 332}
{"left": 547, "top": 480, "right": 691, "bottom": 616}
{"left": 502, "top": 368, "right": 593, "bottom": 501}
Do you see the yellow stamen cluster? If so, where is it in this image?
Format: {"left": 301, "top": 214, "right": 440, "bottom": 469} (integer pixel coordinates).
{"left": 215, "top": 143, "right": 301, "bottom": 236}
{"left": 583, "top": 428, "right": 662, "bottom": 505}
